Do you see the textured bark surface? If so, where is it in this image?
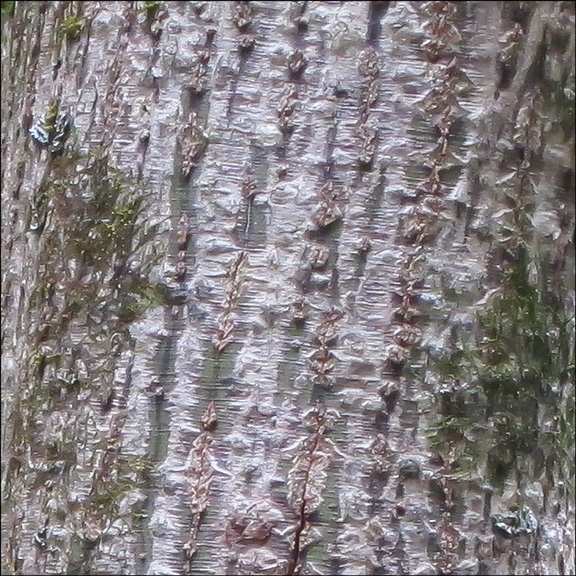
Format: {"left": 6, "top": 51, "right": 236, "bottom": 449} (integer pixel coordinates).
{"left": 1, "top": 2, "right": 574, "bottom": 575}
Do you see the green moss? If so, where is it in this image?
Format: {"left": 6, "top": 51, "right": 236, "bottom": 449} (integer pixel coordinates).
{"left": 59, "top": 14, "right": 85, "bottom": 41}
{"left": 121, "top": 456, "right": 154, "bottom": 475}
{"left": 432, "top": 348, "right": 474, "bottom": 379}
{"left": 116, "top": 293, "right": 149, "bottom": 324}
{"left": 476, "top": 250, "right": 569, "bottom": 393}
{"left": 428, "top": 248, "right": 574, "bottom": 490}
{"left": 141, "top": 0, "right": 161, "bottom": 22}
{"left": 45, "top": 168, "right": 147, "bottom": 279}
{"left": 26, "top": 155, "right": 164, "bottom": 365}
{"left": 143, "top": 1, "right": 161, "bottom": 11}
{"left": 31, "top": 352, "right": 60, "bottom": 380}
{"left": 90, "top": 486, "right": 127, "bottom": 515}
{"left": 43, "top": 100, "right": 59, "bottom": 132}
{"left": 44, "top": 439, "right": 77, "bottom": 463}
{"left": 487, "top": 453, "right": 512, "bottom": 487}
{"left": 87, "top": 456, "right": 153, "bottom": 521}
{"left": 426, "top": 415, "right": 473, "bottom": 446}
{"left": 1, "top": 1, "right": 15, "bottom": 18}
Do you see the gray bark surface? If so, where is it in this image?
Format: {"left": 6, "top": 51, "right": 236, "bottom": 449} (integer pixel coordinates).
{"left": 1, "top": 2, "right": 574, "bottom": 575}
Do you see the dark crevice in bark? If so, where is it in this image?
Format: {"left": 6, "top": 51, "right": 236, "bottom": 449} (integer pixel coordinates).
{"left": 287, "top": 487, "right": 310, "bottom": 576}
{"left": 286, "top": 427, "right": 322, "bottom": 576}
{"left": 366, "top": 1, "right": 389, "bottom": 46}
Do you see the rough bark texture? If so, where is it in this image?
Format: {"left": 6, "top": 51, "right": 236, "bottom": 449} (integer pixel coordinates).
{"left": 1, "top": 2, "right": 574, "bottom": 575}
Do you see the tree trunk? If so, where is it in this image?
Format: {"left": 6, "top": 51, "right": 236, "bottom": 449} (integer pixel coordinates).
{"left": 1, "top": 2, "right": 574, "bottom": 575}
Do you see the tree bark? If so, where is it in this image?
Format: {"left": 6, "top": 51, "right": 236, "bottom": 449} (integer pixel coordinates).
{"left": 1, "top": 2, "right": 574, "bottom": 575}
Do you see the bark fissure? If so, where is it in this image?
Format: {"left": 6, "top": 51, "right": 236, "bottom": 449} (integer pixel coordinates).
{"left": 286, "top": 404, "right": 335, "bottom": 576}
{"left": 287, "top": 430, "right": 321, "bottom": 576}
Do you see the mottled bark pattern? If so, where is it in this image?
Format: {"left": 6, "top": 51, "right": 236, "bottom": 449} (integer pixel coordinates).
{"left": 1, "top": 2, "right": 574, "bottom": 575}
